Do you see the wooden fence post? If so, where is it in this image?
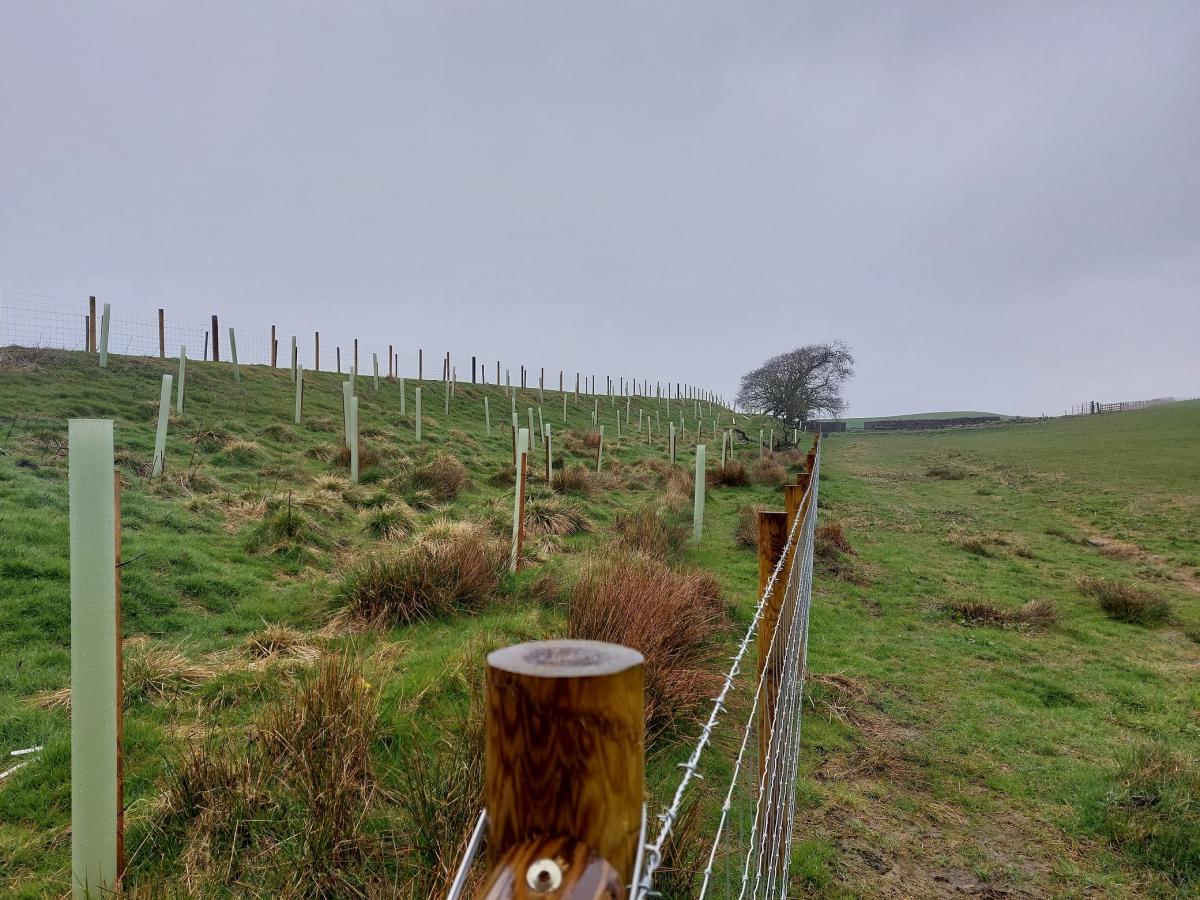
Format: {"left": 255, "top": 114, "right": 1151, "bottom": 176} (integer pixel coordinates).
{"left": 270, "top": 326, "right": 277, "bottom": 367}
{"left": 418, "top": 349, "right": 423, "bottom": 381}
{"left": 480, "top": 639, "right": 644, "bottom": 896}
{"left": 315, "top": 332, "right": 320, "bottom": 372}
{"left": 69, "top": 419, "right": 122, "bottom": 898}
{"left": 211, "top": 316, "right": 219, "bottom": 362}
{"left": 484, "top": 397, "right": 491, "bottom": 435}
{"left": 88, "top": 296, "right": 97, "bottom": 352}
{"left": 509, "top": 428, "right": 529, "bottom": 573}
{"left": 157, "top": 308, "right": 165, "bottom": 358}
{"left": 353, "top": 339, "right": 358, "bottom": 375}
{"left": 414, "top": 387, "right": 422, "bottom": 442}
{"left": 756, "top": 509, "right": 788, "bottom": 792}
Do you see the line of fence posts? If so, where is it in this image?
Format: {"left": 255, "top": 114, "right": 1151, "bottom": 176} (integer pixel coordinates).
{"left": 464, "top": 432, "right": 820, "bottom": 898}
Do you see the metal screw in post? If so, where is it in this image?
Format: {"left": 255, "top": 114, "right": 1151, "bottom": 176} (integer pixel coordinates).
{"left": 527, "top": 858, "right": 563, "bottom": 893}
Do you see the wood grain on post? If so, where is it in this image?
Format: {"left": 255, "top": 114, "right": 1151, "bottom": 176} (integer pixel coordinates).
{"left": 481, "top": 640, "right": 644, "bottom": 898}
{"left": 756, "top": 510, "right": 788, "bottom": 784}
{"left": 315, "top": 332, "right": 320, "bottom": 372}
{"left": 88, "top": 296, "right": 97, "bottom": 352}
{"left": 210, "top": 315, "right": 219, "bottom": 362}
{"left": 157, "top": 309, "right": 165, "bottom": 358}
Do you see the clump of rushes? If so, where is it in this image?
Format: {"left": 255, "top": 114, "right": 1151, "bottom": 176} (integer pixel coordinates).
{"left": 524, "top": 493, "right": 593, "bottom": 536}
{"left": 926, "top": 465, "right": 968, "bottom": 480}
{"left": 214, "top": 437, "right": 260, "bottom": 464}
{"left": 409, "top": 453, "right": 471, "bottom": 502}
{"left": 332, "top": 442, "right": 382, "bottom": 472}
{"left": 582, "top": 430, "right": 602, "bottom": 449}
{"left": 552, "top": 464, "right": 598, "bottom": 497}
{"left": 734, "top": 504, "right": 766, "bottom": 549}
{"left": 137, "top": 653, "right": 384, "bottom": 896}
{"left": 942, "top": 598, "right": 1059, "bottom": 629}
{"left": 359, "top": 500, "right": 418, "bottom": 541}
{"left": 569, "top": 551, "right": 728, "bottom": 738}
{"left": 815, "top": 522, "right": 854, "bottom": 556}
{"left": 336, "top": 520, "right": 504, "bottom": 626}
{"left": 708, "top": 461, "right": 748, "bottom": 487}
{"left": 37, "top": 641, "right": 217, "bottom": 709}
{"left": 1078, "top": 576, "right": 1172, "bottom": 625}
{"left": 752, "top": 457, "right": 788, "bottom": 487}
{"left": 245, "top": 498, "right": 329, "bottom": 558}
{"left": 615, "top": 504, "right": 689, "bottom": 560}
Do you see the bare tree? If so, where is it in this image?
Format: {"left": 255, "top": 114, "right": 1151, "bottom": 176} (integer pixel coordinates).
{"left": 736, "top": 342, "right": 854, "bottom": 427}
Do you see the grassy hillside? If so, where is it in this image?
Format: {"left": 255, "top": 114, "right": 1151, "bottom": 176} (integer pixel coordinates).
{"left": 841, "top": 410, "right": 1007, "bottom": 426}
{"left": 1, "top": 349, "right": 1197, "bottom": 896}
{"left": 799, "top": 402, "right": 1199, "bottom": 896}
{"left": 0, "top": 347, "right": 788, "bottom": 896}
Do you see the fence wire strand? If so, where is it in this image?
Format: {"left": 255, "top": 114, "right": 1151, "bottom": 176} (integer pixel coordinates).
{"left": 635, "top": 446, "right": 821, "bottom": 899}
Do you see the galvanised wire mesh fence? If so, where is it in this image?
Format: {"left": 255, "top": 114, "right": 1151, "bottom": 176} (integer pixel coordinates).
{"left": 0, "top": 289, "right": 418, "bottom": 380}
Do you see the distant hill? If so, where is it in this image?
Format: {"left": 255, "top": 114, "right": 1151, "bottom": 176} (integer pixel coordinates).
{"left": 840, "top": 410, "right": 1006, "bottom": 427}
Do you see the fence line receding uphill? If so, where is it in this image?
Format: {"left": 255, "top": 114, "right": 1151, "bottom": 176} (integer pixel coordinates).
{"left": 449, "top": 438, "right": 823, "bottom": 899}
{"left": 0, "top": 289, "right": 726, "bottom": 405}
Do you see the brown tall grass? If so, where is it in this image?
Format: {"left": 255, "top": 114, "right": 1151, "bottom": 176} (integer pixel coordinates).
{"left": 569, "top": 551, "right": 727, "bottom": 737}
{"left": 942, "top": 598, "right": 1059, "bottom": 629}
{"left": 410, "top": 453, "right": 471, "bottom": 502}
{"left": 552, "top": 464, "right": 598, "bottom": 497}
{"left": 734, "top": 504, "right": 765, "bottom": 549}
{"left": 142, "top": 653, "right": 387, "bottom": 896}
{"left": 336, "top": 520, "right": 505, "bottom": 625}
{"left": 752, "top": 458, "right": 788, "bottom": 486}
{"left": 708, "top": 461, "right": 748, "bottom": 487}
{"left": 1078, "top": 576, "right": 1171, "bottom": 625}
{"left": 615, "top": 505, "right": 689, "bottom": 560}
{"left": 524, "top": 493, "right": 593, "bottom": 536}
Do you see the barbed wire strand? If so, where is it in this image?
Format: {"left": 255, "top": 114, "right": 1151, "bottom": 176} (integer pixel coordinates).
{"left": 634, "top": 446, "right": 818, "bottom": 898}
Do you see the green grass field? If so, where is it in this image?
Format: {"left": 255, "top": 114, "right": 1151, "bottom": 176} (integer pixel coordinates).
{"left": 1, "top": 348, "right": 1196, "bottom": 896}
{"left": 840, "top": 410, "right": 1007, "bottom": 428}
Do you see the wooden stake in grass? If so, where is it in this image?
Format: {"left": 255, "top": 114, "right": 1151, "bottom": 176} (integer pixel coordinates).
{"left": 349, "top": 397, "right": 360, "bottom": 484}
{"left": 537, "top": 406, "right": 544, "bottom": 440}
{"left": 509, "top": 427, "right": 529, "bottom": 573}
{"left": 484, "top": 396, "right": 491, "bottom": 435}
{"left": 290, "top": 336, "right": 297, "bottom": 383}
{"left": 228, "top": 328, "right": 239, "bottom": 382}
{"left": 545, "top": 425, "right": 553, "bottom": 483}
{"left": 294, "top": 365, "right": 304, "bottom": 425}
{"left": 400, "top": 377, "right": 406, "bottom": 415}
{"left": 527, "top": 408, "right": 535, "bottom": 452}
{"left": 373, "top": 353, "right": 380, "bottom": 391}
{"left": 157, "top": 307, "right": 164, "bottom": 358}
{"left": 175, "top": 346, "right": 186, "bottom": 414}
{"left": 88, "top": 296, "right": 97, "bottom": 352}
{"left": 597, "top": 425, "right": 604, "bottom": 472}
{"left": 151, "top": 374, "right": 172, "bottom": 477}
{"left": 759, "top": 429, "right": 764, "bottom": 457}
{"left": 693, "top": 444, "right": 706, "bottom": 543}
{"left": 562, "top": 392, "right": 567, "bottom": 424}
{"left": 482, "top": 640, "right": 644, "bottom": 891}
{"left": 669, "top": 422, "right": 676, "bottom": 463}
{"left": 414, "top": 387, "right": 422, "bottom": 442}
{"left": 68, "top": 419, "right": 121, "bottom": 898}
{"left": 98, "top": 303, "right": 111, "bottom": 368}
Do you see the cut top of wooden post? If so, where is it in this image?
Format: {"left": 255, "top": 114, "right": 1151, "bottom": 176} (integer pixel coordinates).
{"left": 485, "top": 639, "right": 645, "bottom": 883}
{"left": 488, "top": 639, "right": 642, "bottom": 680}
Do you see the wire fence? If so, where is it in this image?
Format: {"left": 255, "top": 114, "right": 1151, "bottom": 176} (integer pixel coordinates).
{"left": 0, "top": 289, "right": 729, "bottom": 404}
{"left": 637, "top": 443, "right": 820, "bottom": 899}
{"left": 1065, "top": 397, "right": 1191, "bottom": 416}
{"left": 449, "top": 439, "right": 822, "bottom": 898}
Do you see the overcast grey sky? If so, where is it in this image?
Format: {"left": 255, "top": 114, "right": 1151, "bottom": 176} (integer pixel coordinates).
{"left": 2, "top": 2, "right": 1197, "bottom": 415}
